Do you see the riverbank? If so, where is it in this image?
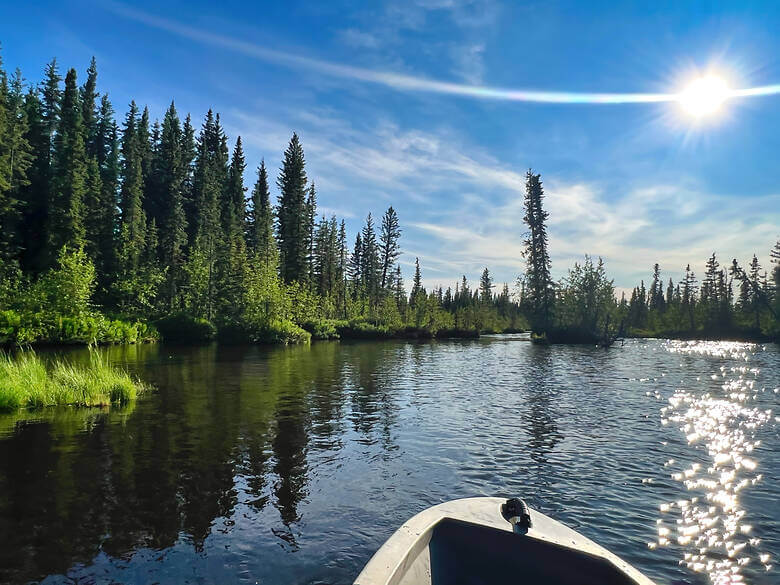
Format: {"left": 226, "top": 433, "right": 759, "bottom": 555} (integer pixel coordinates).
{"left": 0, "top": 351, "right": 147, "bottom": 412}
{"left": 625, "top": 326, "right": 779, "bottom": 344}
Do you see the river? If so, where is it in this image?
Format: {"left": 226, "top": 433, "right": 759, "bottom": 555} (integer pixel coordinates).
{"left": 0, "top": 337, "right": 777, "bottom": 585}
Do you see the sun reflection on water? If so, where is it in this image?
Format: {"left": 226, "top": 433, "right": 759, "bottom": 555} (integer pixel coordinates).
{"left": 651, "top": 341, "right": 774, "bottom": 585}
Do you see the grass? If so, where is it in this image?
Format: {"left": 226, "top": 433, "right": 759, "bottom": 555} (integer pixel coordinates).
{"left": 0, "top": 351, "right": 147, "bottom": 412}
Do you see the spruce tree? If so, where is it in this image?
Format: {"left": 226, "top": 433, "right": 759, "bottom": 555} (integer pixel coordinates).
{"left": 114, "top": 101, "right": 150, "bottom": 310}
{"left": 181, "top": 113, "right": 197, "bottom": 246}
{"left": 349, "top": 232, "right": 362, "bottom": 300}
{"left": 216, "top": 136, "right": 249, "bottom": 323}
{"left": 479, "top": 267, "right": 493, "bottom": 303}
{"left": 40, "top": 59, "right": 61, "bottom": 163}
{"left": 154, "top": 102, "right": 187, "bottom": 309}
{"left": 224, "top": 136, "right": 246, "bottom": 241}
{"left": 48, "top": 67, "right": 87, "bottom": 260}
{"left": 394, "top": 265, "right": 406, "bottom": 312}
{"left": 0, "top": 64, "right": 32, "bottom": 264}
{"left": 379, "top": 206, "right": 401, "bottom": 289}
{"left": 93, "top": 94, "right": 119, "bottom": 291}
{"left": 186, "top": 110, "right": 228, "bottom": 320}
{"left": 522, "top": 170, "right": 553, "bottom": 332}
{"left": 276, "top": 132, "right": 308, "bottom": 282}
{"left": 410, "top": 257, "right": 423, "bottom": 308}
{"left": 337, "top": 219, "right": 348, "bottom": 316}
{"left": 360, "top": 212, "right": 380, "bottom": 306}
{"left": 771, "top": 240, "right": 780, "bottom": 313}
{"left": 137, "top": 105, "right": 152, "bottom": 184}
{"left": 681, "top": 264, "right": 697, "bottom": 331}
{"left": 305, "top": 182, "right": 317, "bottom": 286}
{"left": 80, "top": 57, "right": 98, "bottom": 158}
{"left": 248, "top": 159, "right": 276, "bottom": 267}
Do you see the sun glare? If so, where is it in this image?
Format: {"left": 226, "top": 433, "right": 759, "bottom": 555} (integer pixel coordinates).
{"left": 678, "top": 75, "right": 731, "bottom": 117}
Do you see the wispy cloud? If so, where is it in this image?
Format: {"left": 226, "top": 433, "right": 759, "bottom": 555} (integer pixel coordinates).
{"left": 102, "top": 1, "right": 679, "bottom": 105}
{"left": 337, "top": 28, "right": 381, "bottom": 50}
{"left": 450, "top": 43, "right": 486, "bottom": 85}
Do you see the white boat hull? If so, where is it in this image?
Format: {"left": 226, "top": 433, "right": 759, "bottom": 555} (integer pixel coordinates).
{"left": 354, "top": 497, "right": 655, "bottom": 585}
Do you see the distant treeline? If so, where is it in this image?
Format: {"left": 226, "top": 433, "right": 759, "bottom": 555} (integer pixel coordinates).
{"left": 0, "top": 55, "right": 525, "bottom": 345}
{"left": 518, "top": 171, "right": 780, "bottom": 343}
{"left": 0, "top": 55, "right": 777, "bottom": 345}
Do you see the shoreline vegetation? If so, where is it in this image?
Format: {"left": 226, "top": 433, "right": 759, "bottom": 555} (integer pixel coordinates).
{"left": 0, "top": 350, "right": 146, "bottom": 412}
{"left": 0, "top": 55, "right": 778, "bottom": 350}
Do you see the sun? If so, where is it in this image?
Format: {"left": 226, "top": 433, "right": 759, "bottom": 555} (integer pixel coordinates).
{"left": 678, "top": 75, "right": 731, "bottom": 117}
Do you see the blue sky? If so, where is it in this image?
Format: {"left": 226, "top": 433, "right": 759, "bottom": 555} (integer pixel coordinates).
{"left": 2, "top": 0, "right": 779, "bottom": 293}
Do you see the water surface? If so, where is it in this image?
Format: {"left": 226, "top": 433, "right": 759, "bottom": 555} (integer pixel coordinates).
{"left": 0, "top": 337, "right": 777, "bottom": 585}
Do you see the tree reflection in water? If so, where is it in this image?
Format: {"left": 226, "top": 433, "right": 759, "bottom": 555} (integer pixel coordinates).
{"left": 0, "top": 341, "right": 378, "bottom": 582}
{"left": 522, "top": 347, "right": 564, "bottom": 467}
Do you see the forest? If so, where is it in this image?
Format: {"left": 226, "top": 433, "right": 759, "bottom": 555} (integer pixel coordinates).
{"left": 0, "top": 55, "right": 778, "bottom": 346}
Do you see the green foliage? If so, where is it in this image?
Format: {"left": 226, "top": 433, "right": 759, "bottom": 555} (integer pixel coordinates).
{"left": 36, "top": 246, "right": 95, "bottom": 314}
{"left": 154, "top": 312, "right": 216, "bottom": 343}
{"left": 336, "top": 319, "right": 392, "bottom": 339}
{"left": 555, "top": 255, "right": 616, "bottom": 335}
{"left": 0, "top": 350, "right": 146, "bottom": 411}
{"left": 250, "top": 320, "right": 311, "bottom": 345}
{"left": 242, "top": 256, "right": 289, "bottom": 329}
{"left": 0, "top": 309, "right": 158, "bottom": 345}
{"left": 301, "top": 319, "right": 340, "bottom": 340}
{"left": 7, "top": 54, "right": 774, "bottom": 348}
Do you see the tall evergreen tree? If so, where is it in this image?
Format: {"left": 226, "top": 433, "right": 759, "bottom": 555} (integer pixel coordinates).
{"left": 337, "top": 219, "right": 348, "bottom": 316}
{"left": 181, "top": 113, "right": 197, "bottom": 246}
{"left": 276, "top": 132, "right": 308, "bottom": 282}
{"left": 118, "top": 101, "right": 145, "bottom": 264}
{"left": 479, "top": 267, "right": 493, "bottom": 303}
{"left": 153, "top": 102, "right": 187, "bottom": 309}
{"left": 92, "top": 94, "right": 120, "bottom": 291}
{"left": 224, "top": 136, "right": 246, "bottom": 242}
{"left": 15, "top": 87, "right": 45, "bottom": 271}
{"left": 393, "top": 265, "right": 406, "bottom": 311}
{"left": 410, "top": 257, "right": 423, "bottom": 308}
{"left": 48, "top": 67, "right": 87, "bottom": 260}
{"left": 186, "top": 109, "right": 228, "bottom": 319}
{"left": 215, "top": 136, "right": 249, "bottom": 322}
{"left": 349, "top": 232, "right": 362, "bottom": 300}
{"left": 80, "top": 57, "right": 99, "bottom": 158}
{"left": 522, "top": 170, "right": 553, "bottom": 332}
{"left": 681, "top": 264, "right": 697, "bottom": 330}
{"left": 379, "top": 206, "right": 401, "bottom": 289}
{"left": 305, "top": 182, "right": 317, "bottom": 286}
{"left": 248, "top": 159, "right": 276, "bottom": 267}
{"left": 0, "top": 64, "right": 33, "bottom": 264}
{"left": 771, "top": 240, "right": 780, "bottom": 312}
{"left": 361, "top": 212, "right": 380, "bottom": 306}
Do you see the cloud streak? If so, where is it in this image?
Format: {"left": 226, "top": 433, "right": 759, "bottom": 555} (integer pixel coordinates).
{"left": 99, "top": 1, "right": 780, "bottom": 106}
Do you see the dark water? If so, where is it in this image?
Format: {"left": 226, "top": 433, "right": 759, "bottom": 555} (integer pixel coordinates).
{"left": 0, "top": 337, "right": 777, "bottom": 585}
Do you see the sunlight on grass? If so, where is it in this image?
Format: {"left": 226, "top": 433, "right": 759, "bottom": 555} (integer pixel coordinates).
{"left": 0, "top": 351, "right": 147, "bottom": 411}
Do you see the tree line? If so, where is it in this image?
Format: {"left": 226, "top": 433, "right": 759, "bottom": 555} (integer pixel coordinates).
{"left": 0, "top": 55, "right": 526, "bottom": 344}
{"left": 1, "top": 54, "right": 777, "bottom": 345}
{"left": 519, "top": 171, "right": 780, "bottom": 342}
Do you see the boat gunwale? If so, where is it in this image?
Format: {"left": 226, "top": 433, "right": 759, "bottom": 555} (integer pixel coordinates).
{"left": 353, "top": 497, "right": 656, "bottom": 585}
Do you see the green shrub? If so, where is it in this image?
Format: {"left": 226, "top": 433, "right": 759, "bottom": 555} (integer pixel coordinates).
{"left": 250, "top": 320, "right": 311, "bottom": 344}
{"left": 154, "top": 312, "right": 217, "bottom": 343}
{"left": 0, "top": 310, "right": 159, "bottom": 346}
{"left": 301, "top": 319, "right": 340, "bottom": 340}
{"left": 336, "top": 320, "right": 392, "bottom": 339}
